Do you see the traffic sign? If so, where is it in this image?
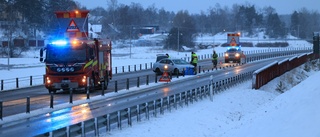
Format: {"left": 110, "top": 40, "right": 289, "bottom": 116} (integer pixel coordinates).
{"left": 66, "top": 19, "right": 80, "bottom": 32}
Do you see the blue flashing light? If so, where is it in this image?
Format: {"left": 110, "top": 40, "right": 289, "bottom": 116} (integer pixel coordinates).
{"left": 51, "top": 40, "right": 68, "bottom": 46}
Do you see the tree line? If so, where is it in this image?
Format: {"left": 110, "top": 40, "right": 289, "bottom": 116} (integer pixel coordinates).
{"left": 0, "top": 0, "right": 319, "bottom": 50}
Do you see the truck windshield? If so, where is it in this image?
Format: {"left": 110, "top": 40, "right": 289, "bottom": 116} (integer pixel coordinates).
{"left": 227, "top": 48, "right": 240, "bottom": 52}
{"left": 45, "top": 47, "right": 86, "bottom": 63}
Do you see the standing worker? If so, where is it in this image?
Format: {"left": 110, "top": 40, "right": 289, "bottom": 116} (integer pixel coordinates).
{"left": 166, "top": 53, "right": 170, "bottom": 58}
{"left": 212, "top": 50, "right": 218, "bottom": 70}
{"left": 191, "top": 51, "right": 198, "bottom": 74}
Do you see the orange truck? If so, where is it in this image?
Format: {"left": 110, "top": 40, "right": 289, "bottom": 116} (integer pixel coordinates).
{"left": 224, "top": 33, "right": 242, "bottom": 63}
{"left": 40, "top": 10, "right": 112, "bottom": 93}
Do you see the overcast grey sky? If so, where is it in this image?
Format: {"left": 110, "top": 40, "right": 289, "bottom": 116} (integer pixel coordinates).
{"left": 75, "top": 0, "right": 319, "bottom": 15}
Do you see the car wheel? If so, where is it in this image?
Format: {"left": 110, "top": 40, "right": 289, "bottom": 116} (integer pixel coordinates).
{"left": 174, "top": 68, "right": 179, "bottom": 75}
{"left": 155, "top": 68, "right": 162, "bottom": 75}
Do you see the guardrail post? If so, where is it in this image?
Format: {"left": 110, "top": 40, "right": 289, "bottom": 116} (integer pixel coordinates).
{"left": 1, "top": 80, "right": 3, "bottom": 90}
{"left": 155, "top": 74, "right": 157, "bottom": 83}
{"left": 137, "top": 77, "right": 140, "bottom": 88}
{"left": 146, "top": 75, "right": 149, "bottom": 85}
{"left": 140, "top": 64, "right": 142, "bottom": 70}
{"left": 145, "top": 102, "right": 149, "bottom": 120}
{"left": 102, "top": 81, "right": 105, "bottom": 96}
{"left": 174, "top": 94, "right": 177, "bottom": 110}
{"left": 115, "top": 67, "right": 118, "bottom": 74}
{"left": 179, "top": 93, "right": 183, "bottom": 108}
{"left": 153, "top": 100, "right": 157, "bottom": 117}
{"left": 126, "top": 78, "right": 129, "bottom": 90}
{"left": 81, "top": 121, "right": 85, "bottom": 136}
{"left": 210, "top": 84, "right": 213, "bottom": 101}
{"left": 69, "top": 89, "right": 73, "bottom": 104}
{"left": 128, "top": 65, "right": 130, "bottom": 72}
{"left": 117, "top": 111, "right": 121, "bottom": 129}
{"left": 160, "top": 98, "right": 164, "bottom": 114}
{"left": 128, "top": 108, "right": 132, "bottom": 126}
{"left": 65, "top": 126, "right": 70, "bottom": 137}
{"left": 145, "top": 63, "right": 147, "bottom": 69}
{"left": 26, "top": 96, "right": 30, "bottom": 113}
{"left": 134, "top": 65, "right": 136, "bottom": 71}
{"left": 16, "top": 78, "right": 19, "bottom": 88}
{"left": 185, "top": 91, "right": 189, "bottom": 106}
{"left": 122, "top": 66, "right": 124, "bottom": 73}
{"left": 30, "top": 76, "right": 32, "bottom": 86}
{"left": 150, "top": 62, "right": 152, "bottom": 69}
{"left": 94, "top": 117, "right": 99, "bottom": 136}
{"left": 107, "top": 114, "right": 110, "bottom": 132}
{"left": 0, "top": 100, "right": 2, "bottom": 120}
{"left": 115, "top": 81, "right": 118, "bottom": 92}
{"left": 137, "top": 105, "right": 140, "bottom": 122}
{"left": 167, "top": 96, "right": 171, "bottom": 112}
{"left": 50, "top": 93, "right": 54, "bottom": 108}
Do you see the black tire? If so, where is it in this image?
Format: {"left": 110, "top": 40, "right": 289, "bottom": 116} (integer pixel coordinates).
{"left": 155, "top": 68, "right": 162, "bottom": 75}
{"left": 174, "top": 68, "right": 180, "bottom": 75}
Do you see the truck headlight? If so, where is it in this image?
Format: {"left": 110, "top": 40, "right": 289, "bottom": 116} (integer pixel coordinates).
{"left": 235, "top": 53, "right": 240, "bottom": 57}
{"left": 225, "top": 53, "right": 229, "bottom": 57}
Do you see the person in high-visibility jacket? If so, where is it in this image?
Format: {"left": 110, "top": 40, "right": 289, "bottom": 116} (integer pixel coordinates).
{"left": 212, "top": 50, "right": 218, "bottom": 69}
{"left": 191, "top": 52, "right": 198, "bottom": 73}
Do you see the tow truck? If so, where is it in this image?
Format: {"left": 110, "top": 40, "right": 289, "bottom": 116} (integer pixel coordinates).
{"left": 39, "top": 10, "right": 112, "bottom": 93}
{"left": 224, "top": 33, "right": 242, "bottom": 63}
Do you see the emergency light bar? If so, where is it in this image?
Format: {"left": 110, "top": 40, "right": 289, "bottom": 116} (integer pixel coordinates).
{"left": 50, "top": 39, "right": 81, "bottom": 47}
{"left": 51, "top": 40, "right": 68, "bottom": 46}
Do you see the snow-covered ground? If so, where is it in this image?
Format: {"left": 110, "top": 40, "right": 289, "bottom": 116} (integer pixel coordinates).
{"left": 103, "top": 63, "right": 320, "bottom": 137}
{"left": 0, "top": 33, "right": 319, "bottom": 137}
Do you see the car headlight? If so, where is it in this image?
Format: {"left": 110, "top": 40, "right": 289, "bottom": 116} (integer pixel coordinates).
{"left": 61, "top": 67, "right": 66, "bottom": 72}
{"left": 164, "top": 65, "right": 168, "bottom": 70}
{"left": 57, "top": 68, "right": 61, "bottom": 72}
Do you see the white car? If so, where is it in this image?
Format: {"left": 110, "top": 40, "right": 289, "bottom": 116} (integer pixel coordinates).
{"left": 153, "top": 58, "right": 195, "bottom": 75}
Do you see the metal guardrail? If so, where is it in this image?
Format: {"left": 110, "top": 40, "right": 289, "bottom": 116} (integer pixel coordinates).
{"left": 34, "top": 71, "right": 254, "bottom": 137}
{"left": 0, "top": 47, "right": 312, "bottom": 91}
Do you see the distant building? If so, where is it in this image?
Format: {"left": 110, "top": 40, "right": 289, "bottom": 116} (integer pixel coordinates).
{"left": 139, "top": 26, "right": 159, "bottom": 35}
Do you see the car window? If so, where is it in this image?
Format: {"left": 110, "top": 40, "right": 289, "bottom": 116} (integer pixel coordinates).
{"left": 159, "top": 59, "right": 167, "bottom": 64}
{"left": 173, "top": 59, "right": 188, "bottom": 64}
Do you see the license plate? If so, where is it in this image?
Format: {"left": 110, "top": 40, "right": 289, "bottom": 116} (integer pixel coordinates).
{"left": 62, "top": 80, "right": 70, "bottom": 83}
